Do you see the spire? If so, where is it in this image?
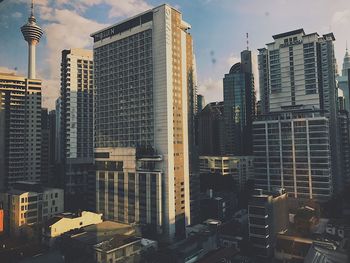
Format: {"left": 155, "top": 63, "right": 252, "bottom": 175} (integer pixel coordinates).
{"left": 31, "top": 0, "right": 34, "bottom": 17}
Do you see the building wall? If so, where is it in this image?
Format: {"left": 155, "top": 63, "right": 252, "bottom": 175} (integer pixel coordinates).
{"left": 92, "top": 4, "right": 193, "bottom": 240}
{"left": 47, "top": 211, "right": 103, "bottom": 238}
{"left": 0, "top": 73, "right": 42, "bottom": 189}
{"left": 253, "top": 112, "right": 332, "bottom": 201}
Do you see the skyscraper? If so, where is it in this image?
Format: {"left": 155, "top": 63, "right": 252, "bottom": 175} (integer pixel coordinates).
{"left": 0, "top": 1, "right": 43, "bottom": 189}
{"left": 337, "top": 47, "right": 350, "bottom": 113}
{"left": 254, "top": 29, "right": 343, "bottom": 200}
{"left": 60, "top": 49, "right": 94, "bottom": 210}
{"left": 223, "top": 49, "right": 256, "bottom": 155}
{"left": 91, "top": 4, "right": 196, "bottom": 240}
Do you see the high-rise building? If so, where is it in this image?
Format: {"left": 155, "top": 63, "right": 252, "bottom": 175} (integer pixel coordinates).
{"left": 197, "top": 94, "right": 205, "bottom": 113}
{"left": 223, "top": 49, "right": 256, "bottom": 155}
{"left": 91, "top": 4, "right": 196, "bottom": 240}
{"left": 255, "top": 29, "right": 343, "bottom": 200}
{"left": 197, "top": 102, "right": 225, "bottom": 155}
{"left": 60, "top": 49, "right": 94, "bottom": 161}
{"left": 337, "top": 47, "right": 350, "bottom": 113}
{"left": 60, "top": 49, "right": 94, "bottom": 210}
{"left": 0, "top": 74, "right": 42, "bottom": 189}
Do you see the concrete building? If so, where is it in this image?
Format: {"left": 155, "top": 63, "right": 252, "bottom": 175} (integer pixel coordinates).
{"left": 91, "top": 4, "right": 196, "bottom": 240}
{"left": 255, "top": 29, "right": 343, "bottom": 200}
{"left": 223, "top": 50, "right": 256, "bottom": 155}
{"left": 0, "top": 181, "right": 64, "bottom": 236}
{"left": 254, "top": 109, "right": 333, "bottom": 201}
{"left": 59, "top": 49, "right": 94, "bottom": 210}
{"left": 43, "top": 211, "right": 102, "bottom": 245}
{"left": 248, "top": 188, "right": 288, "bottom": 258}
{"left": 0, "top": 1, "right": 43, "bottom": 190}
{"left": 199, "top": 156, "right": 254, "bottom": 191}
{"left": 61, "top": 221, "right": 156, "bottom": 263}
{"left": 337, "top": 47, "right": 350, "bottom": 113}
{"left": 0, "top": 73, "right": 42, "bottom": 189}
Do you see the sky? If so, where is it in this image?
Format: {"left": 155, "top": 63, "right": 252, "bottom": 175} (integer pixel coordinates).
{"left": 0, "top": 0, "right": 349, "bottom": 109}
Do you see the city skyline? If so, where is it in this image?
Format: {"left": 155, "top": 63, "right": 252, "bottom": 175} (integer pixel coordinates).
{"left": 0, "top": 0, "right": 349, "bottom": 109}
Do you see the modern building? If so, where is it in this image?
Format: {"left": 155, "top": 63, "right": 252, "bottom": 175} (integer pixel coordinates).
{"left": 59, "top": 49, "right": 94, "bottom": 209}
{"left": 337, "top": 46, "right": 350, "bottom": 113}
{"left": 0, "top": 181, "right": 64, "bottom": 236}
{"left": 255, "top": 29, "right": 343, "bottom": 200}
{"left": 43, "top": 211, "right": 103, "bottom": 246}
{"left": 248, "top": 188, "right": 288, "bottom": 258}
{"left": 254, "top": 109, "right": 333, "bottom": 201}
{"left": 0, "top": 73, "right": 42, "bottom": 189}
{"left": 223, "top": 49, "right": 256, "bottom": 155}
{"left": 199, "top": 156, "right": 254, "bottom": 191}
{"left": 0, "top": 2, "right": 43, "bottom": 190}
{"left": 91, "top": 4, "right": 196, "bottom": 240}
{"left": 197, "top": 102, "right": 225, "bottom": 156}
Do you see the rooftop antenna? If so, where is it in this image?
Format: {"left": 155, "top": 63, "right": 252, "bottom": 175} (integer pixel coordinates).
{"left": 246, "top": 33, "right": 249, "bottom": 51}
{"left": 31, "top": 0, "right": 34, "bottom": 17}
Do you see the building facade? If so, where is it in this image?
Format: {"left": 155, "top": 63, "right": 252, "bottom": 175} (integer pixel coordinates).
{"left": 91, "top": 4, "right": 196, "bottom": 239}
{"left": 0, "top": 182, "right": 64, "bottom": 236}
{"left": 197, "top": 102, "right": 225, "bottom": 156}
{"left": 255, "top": 29, "right": 343, "bottom": 200}
{"left": 248, "top": 188, "right": 288, "bottom": 258}
{"left": 223, "top": 50, "right": 255, "bottom": 155}
{"left": 0, "top": 73, "right": 42, "bottom": 189}
{"left": 199, "top": 156, "right": 254, "bottom": 191}
{"left": 60, "top": 49, "right": 94, "bottom": 209}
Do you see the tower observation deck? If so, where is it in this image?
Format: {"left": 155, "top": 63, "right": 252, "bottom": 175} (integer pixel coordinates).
{"left": 21, "top": 0, "right": 43, "bottom": 79}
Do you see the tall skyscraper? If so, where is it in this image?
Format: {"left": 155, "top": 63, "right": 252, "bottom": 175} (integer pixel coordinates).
{"left": 254, "top": 29, "right": 343, "bottom": 200}
{"left": 60, "top": 49, "right": 94, "bottom": 210}
{"left": 223, "top": 49, "right": 256, "bottom": 155}
{"left": 337, "top": 47, "right": 350, "bottom": 113}
{"left": 91, "top": 4, "right": 196, "bottom": 240}
{"left": 0, "top": 1, "right": 43, "bottom": 189}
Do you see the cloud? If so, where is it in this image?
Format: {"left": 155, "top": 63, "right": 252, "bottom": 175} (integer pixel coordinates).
{"left": 332, "top": 9, "right": 350, "bottom": 26}
{"left": 0, "top": 66, "right": 17, "bottom": 74}
{"left": 11, "top": 11, "right": 22, "bottom": 19}
{"left": 198, "top": 78, "right": 223, "bottom": 103}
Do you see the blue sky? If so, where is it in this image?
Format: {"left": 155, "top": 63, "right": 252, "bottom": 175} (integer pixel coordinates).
{"left": 0, "top": 0, "right": 349, "bottom": 109}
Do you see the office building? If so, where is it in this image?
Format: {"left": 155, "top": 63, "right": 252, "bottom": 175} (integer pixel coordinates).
{"left": 197, "top": 94, "right": 205, "bottom": 113}
{"left": 0, "top": 73, "right": 42, "bottom": 189}
{"left": 223, "top": 49, "right": 256, "bottom": 155}
{"left": 248, "top": 188, "right": 288, "bottom": 258}
{"left": 254, "top": 110, "right": 333, "bottom": 200}
{"left": 91, "top": 4, "right": 196, "bottom": 239}
{"left": 60, "top": 49, "right": 94, "bottom": 209}
{"left": 197, "top": 102, "right": 225, "bottom": 156}
{"left": 199, "top": 156, "right": 254, "bottom": 191}
{"left": 255, "top": 29, "right": 343, "bottom": 200}
{"left": 0, "top": 181, "right": 64, "bottom": 236}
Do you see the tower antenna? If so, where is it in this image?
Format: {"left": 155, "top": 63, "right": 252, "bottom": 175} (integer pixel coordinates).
{"left": 246, "top": 33, "right": 249, "bottom": 51}
{"left": 31, "top": 0, "right": 34, "bottom": 17}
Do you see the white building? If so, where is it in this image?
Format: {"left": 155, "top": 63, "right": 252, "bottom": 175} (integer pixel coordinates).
{"left": 43, "top": 211, "right": 102, "bottom": 246}
{"left": 0, "top": 182, "right": 64, "bottom": 236}
{"left": 91, "top": 4, "right": 196, "bottom": 240}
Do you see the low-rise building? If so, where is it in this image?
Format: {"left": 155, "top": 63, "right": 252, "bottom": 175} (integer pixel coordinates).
{"left": 0, "top": 181, "right": 64, "bottom": 237}
{"left": 199, "top": 156, "right": 254, "bottom": 192}
{"left": 60, "top": 221, "right": 155, "bottom": 263}
{"left": 43, "top": 211, "right": 103, "bottom": 246}
{"left": 248, "top": 188, "right": 288, "bottom": 258}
